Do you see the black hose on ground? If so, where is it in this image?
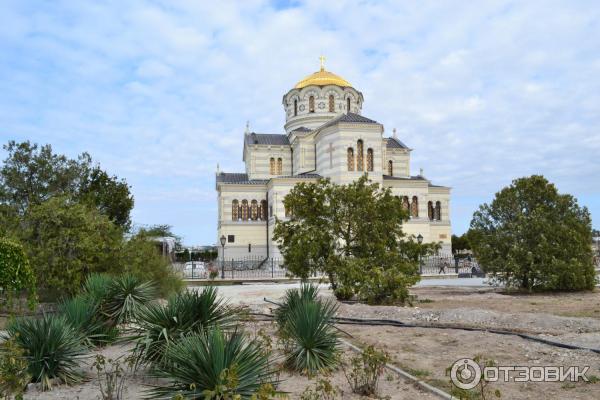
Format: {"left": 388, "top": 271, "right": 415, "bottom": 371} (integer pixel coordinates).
{"left": 261, "top": 297, "right": 600, "bottom": 355}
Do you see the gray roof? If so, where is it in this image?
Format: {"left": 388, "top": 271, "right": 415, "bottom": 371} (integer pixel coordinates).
{"left": 383, "top": 175, "right": 427, "bottom": 181}
{"left": 216, "top": 173, "right": 267, "bottom": 185}
{"left": 245, "top": 132, "right": 290, "bottom": 146}
{"left": 318, "top": 112, "right": 379, "bottom": 130}
{"left": 216, "top": 171, "right": 320, "bottom": 185}
{"left": 292, "top": 127, "right": 312, "bottom": 133}
{"left": 386, "top": 137, "right": 409, "bottom": 149}
{"left": 275, "top": 172, "right": 321, "bottom": 179}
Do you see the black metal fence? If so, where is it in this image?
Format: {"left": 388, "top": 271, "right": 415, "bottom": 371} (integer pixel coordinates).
{"left": 174, "top": 255, "right": 480, "bottom": 280}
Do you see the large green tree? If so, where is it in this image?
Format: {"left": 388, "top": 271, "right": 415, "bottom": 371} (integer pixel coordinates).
{"left": 0, "top": 141, "right": 133, "bottom": 230}
{"left": 469, "top": 175, "right": 595, "bottom": 291}
{"left": 18, "top": 196, "right": 123, "bottom": 295}
{"left": 274, "top": 176, "right": 427, "bottom": 304}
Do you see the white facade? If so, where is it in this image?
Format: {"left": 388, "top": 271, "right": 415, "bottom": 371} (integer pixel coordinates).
{"left": 216, "top": 64, "right": 452, "bottom": 259}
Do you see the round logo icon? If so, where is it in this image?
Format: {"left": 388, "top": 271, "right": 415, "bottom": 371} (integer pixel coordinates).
{"left": 450, "top": 358, "right": 482, "bottom": 390}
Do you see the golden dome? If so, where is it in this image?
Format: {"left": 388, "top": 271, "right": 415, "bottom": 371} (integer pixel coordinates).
{"left": 294, "top": 56, "right": 352, "bottom": 89}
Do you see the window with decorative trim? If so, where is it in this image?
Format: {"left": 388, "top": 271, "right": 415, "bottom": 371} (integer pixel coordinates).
{"left": 435, "top": 201, "right": 442, "bottom": 221}
{"left": 309, "top": 96, "right": 315, "bottom": 113}
{"left": 356, "top": 140, "right": 364, "bottom": 171}
{"left": 294, "top": 99, "right": 297, "bottom": 116}
{"left": 411, "top": 196, "right": 419, "bottom": 218}
{"left": 328, "top": 95, "right": 335, "bottom": 112}
{"left": 346, "top": 97, "right": 351, "bottom": 113}
{"left": 260, "top": 200, "right": 267, "bottom": 220}
{"left": 347, "top": 148, "right": 354, "bottom": 171}
{"left": 232, "top": 199, "right": 239, "bottom": 221}
{"left": 250, "top": 200, "right": 258, "bottom": 220}
{"left": 366, "top": 148, "right": 374, "bottom": 171}
{"left": 402, "top": 196, "right": 410, "bottom": 212}
{"left": 241, "top": 199, "right": 249, "bottom": 221}
{"left": 428, "top": 201, "right": 434, "bottom": 221}
{"left": 269, "top": 158, "right": 276, "bottom": 175}
{"left": 388, "top": 160, "right": 393, "bottom": 176}
{"left": 277, "top": 158, "right": 283, "bottom": 174}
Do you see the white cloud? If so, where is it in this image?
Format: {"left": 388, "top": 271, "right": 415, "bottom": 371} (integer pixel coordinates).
{"left": 1, "top": 0, "right": 600, "bottom": 243}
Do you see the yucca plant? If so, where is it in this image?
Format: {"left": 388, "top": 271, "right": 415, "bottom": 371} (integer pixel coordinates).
{"left": 104, "top": 274, "right": 158, "bottom": 324}
{"left": 133, "top": 287, "right": 238, "bottom": 367}
{"left": 58, "top": 295, "right": 118, "bottom": 346}
{"left": 5, "top": 315, "right": 89, "bottom": 390}
{"left": 274, "top": 283, "right": 320, "bottom": 328}
{"left": 83, "top": 273, "right": 113, "bottom": 303}
{"left": 146, "top": 329, "right": 278, "bottom": 399}
{"left": 281, "top": 298, "right": 340, "bottom": 375}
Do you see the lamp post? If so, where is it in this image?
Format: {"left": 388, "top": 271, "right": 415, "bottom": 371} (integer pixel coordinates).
{"left": 417, "top": 234, "right": 424, "bottom": 275}
{"left": 220, "top": 235, "right": 226, "bottom": 279}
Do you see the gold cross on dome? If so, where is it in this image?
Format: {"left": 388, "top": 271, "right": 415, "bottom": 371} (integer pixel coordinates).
{"left": 319, "top": 55, "right": 326, "bottom": 71}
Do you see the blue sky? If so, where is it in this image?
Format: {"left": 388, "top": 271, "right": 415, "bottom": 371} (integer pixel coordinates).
{"left": 1, "top": 1, "right": 599, "bottom": 245}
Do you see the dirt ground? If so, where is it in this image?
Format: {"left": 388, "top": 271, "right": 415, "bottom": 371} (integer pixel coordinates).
{"left": 23, "top": 323, "right": 438, "bottom": 400}
{"left": 21, "top": 283, "right": 600, "bottom": 399}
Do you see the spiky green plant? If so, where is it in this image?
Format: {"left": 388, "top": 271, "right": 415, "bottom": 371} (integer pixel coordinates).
{"left": 5, "top": 315, "right": 89, "bottom": 390}
{"left": 104, "top": 274, "right": 158, "bottom": 324}
{"left": 274, "top": 283, "right": 320, "bottom": 328}
{"left": 58, "top": 295, "right": 118, "bottom": 346}
{"left": 146, "top": 329, "right": 278, "bottom": 399}
{"left": 83, "top": 273, "right": 113, "bottom": 302}
{"left": 133, "top": 287, "right": 238, "bottom": 367}
{"left": 281, "top": 298, "right": 340, "bottom": 375}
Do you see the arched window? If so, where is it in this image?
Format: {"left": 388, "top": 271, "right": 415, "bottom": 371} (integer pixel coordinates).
{"left": 309, "top": 96, "right": 315, "bottom": 113}
{"left": 250, "top": 200, "right": 258, "bottom": 220}
{"left": 232, "top": 199, "right": 239, "bottom": 221}
{"left": 241, "top": 200, "right": 249, "bottom": 221}
{"left": 277, "top": 158, "right": 283, "bottom": 174}
{"left": 411, "top": 196, "right": 419, "bottom": 218}
{"left": 269, "top": 158, "right": 276, "bottom": 175}
{"left": 294, "top": 99, "right": 298, "bottom": 116}
{"left": 356, "top": 140, "right": 364, "bottom": 171}
{"left": 435, "top": 201, "right": 442, "bottom": 221}
{"left": 402, "top": 196, "right": 410, "bottom": 212}
{"left": 346, "top": 97, "right": 351, "bottom": 113}
{"left": 328, "top": 95, "right": 335, "bottom": 112}
{"left": 366, "top": 148, "right": 374, "bottom": 171}
{"left": 260, "top": 200, "right": 267, "bottom": 220}
{"left": 388, "top": 160, "right": 393, "bottom": 176}
{"left": 347, "top": 148, "right": 354, "bottom": 171}
{"left": 428, "top": 201, "right": 434, "bottom": 221}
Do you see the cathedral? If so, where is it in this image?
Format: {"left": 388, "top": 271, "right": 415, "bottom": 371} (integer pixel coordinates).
{"left": 216, "top": 59, "right": 451, "bottom": 258}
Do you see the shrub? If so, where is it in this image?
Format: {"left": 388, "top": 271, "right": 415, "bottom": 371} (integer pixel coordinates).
{"left": 343, "top": 345, "right": 389, "bottom": 396}
{"left": 336, "top": 257, "right": 419, "bottom": 305}
{"left": 280, "top": 298, "right": 340, "bottom": 375}
{"left": 83, "top": 273, "right": 113, "bottom": 303}
{"left": 133, "top": 287, "right": 238, "bottom": 367}
{"left": 300, "top": 378, "right": 340, "bottom": 400}
{"left": 274, "top": 283, "right": 319, "bottom": 328}
{"left": 146, "top": 329, "right": 278, "bottom": 399}
{"left": 0, "top": 237, "right": 36, "bottom": 310}
{"left": 0, "top": 335, "right": 31, "bottom": 400}
{"left": 92, "top": 354, "right": 132, "bottom": 400}
{"left": 58, "top": 295, "right": 118, "bottom": 346}
{"left": 104, "top": 274, "right": 158, "bottom": 324}
{"left": 332, "top": 286, "right": 354, "bottom": 301}
{"left": 6, "top": 315, "right": 88, "bottom": 390}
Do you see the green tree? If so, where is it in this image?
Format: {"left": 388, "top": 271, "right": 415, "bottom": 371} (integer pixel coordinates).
{"left": 0, "top": 238, "right": 37, "bottom": 310}
{"left": 0, "top": 140, "right": 133, "bottom": 230}
{"left": 469, "top": 175, "right": 595, "bottom": 291}
{"left": 451, "top": 233, "right": 471, "bottom": 254}
{"left": 119, "top": 231, "right": 183, "bottom": 296}
{"left": 18, "top": 196, "right": 123, "bottom": 295}
{"left": 274, "top": 176, "right": 422, "bottom": 304}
